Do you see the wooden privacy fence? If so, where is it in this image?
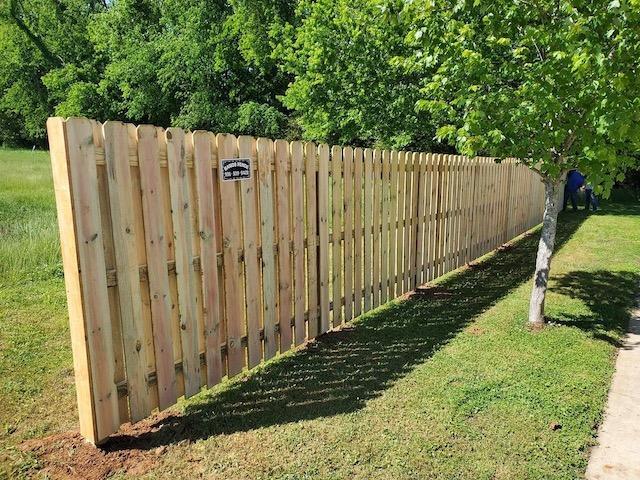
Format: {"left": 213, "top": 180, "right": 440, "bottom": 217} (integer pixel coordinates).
{"left": 47, "top": 117, "right": 546, "bottom": 444}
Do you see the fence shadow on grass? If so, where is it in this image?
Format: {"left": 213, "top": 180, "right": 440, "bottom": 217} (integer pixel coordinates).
{"left": 547, "top": 270, "right": 639, "bottom": 347}
{"left": 106, "top": 212, "right": 585, "bottom": 451}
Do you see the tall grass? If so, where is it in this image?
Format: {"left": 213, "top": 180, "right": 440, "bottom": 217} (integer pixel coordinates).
{"left": 0, "top": 148, "right": 61, "bottom": 285}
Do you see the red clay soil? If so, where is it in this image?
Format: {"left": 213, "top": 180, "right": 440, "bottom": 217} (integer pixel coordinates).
{"left": 20, "top": 410, "right": 182, "bottom": 479}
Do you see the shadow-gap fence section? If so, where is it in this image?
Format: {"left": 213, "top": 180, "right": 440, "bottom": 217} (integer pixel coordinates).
{"left": 47, "top": 117, "right": 549, "bottom": 444}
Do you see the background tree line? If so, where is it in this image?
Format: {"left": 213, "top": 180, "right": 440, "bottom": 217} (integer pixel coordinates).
{"left": 0, "top": 0, "right": 442, "bottom": 151}
{"left": 2, "top": 0, "right": 639, "bottom": 324}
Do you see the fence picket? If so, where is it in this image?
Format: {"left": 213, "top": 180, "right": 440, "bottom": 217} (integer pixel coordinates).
{"left": 372, "top": 149, "right": 382, "bottom": 307}
{"left": 305, "top": 143, "right": 319, "bottom": 339}
{"left": 192, "top": 131, "right": 224, "bottom": 386}
{"left": 257, "top": 139, "right": 278, "bottom": 360}
{"left": 275, "top": 140, "right": 294, "bottom": 349}
{"left": 216, "top": 134, "right": 246, "bottom": 377}
{"left": 343, "top": 147, "right": 354, "bottom": 322}
{"left": 331, "top": 146, "right": 343, "bottom": 327}
{"left": 388, "top": 151, "right": 399, "bottom": 299}
{"left": 65, "top": 118, "right": 120, "bottom": 440}
{"left": 363, "top": 149, "right": 374, "bottom": 312}
{"left": 166, "top": 128, "right": 201, "bottom": 396}
{"left": 137, "top": 125, "right": 178, "bottom": 410}
{"left": 238, "top": 136, "right": 262, "bottom": 367}
{"left": 353, "top": 148, "right": 363, "bottom": 317}
{"left": 291, "top": 141, "right": 306, "bottom": 345}
{"left": 318, "top": 144, "right": 331, "bottom": 333}
{"left": 410, "top": 152, "right": 422, "bottom": 289}
{"left": 103, "top": 121, "right": 151, "bottom": 421}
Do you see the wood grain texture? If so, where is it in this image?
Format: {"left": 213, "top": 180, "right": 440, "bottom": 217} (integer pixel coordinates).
{"left": 305, "top": 142, "right": 319, "bottom": 339}
{"left": 64, "top": 118, "right": 120, "bottom": 441}
{"left": 291, "top": 141, "right": 306, "bottom": 345}
{"left": 275, "top": 140, "right": 294, "bottom": 349}
{"left": 331, "top": 145, "right": 343, "bottom": 327}
{"left": 103, "top": 121, "right": 151, "bottom": 421}
{"left": 318, "top": 144, "right": 330, "bottom": 334}
{"left": 216, "top": 133, "right": 246, "bottom": 377}
{"left": 166, "top": 128, "right": 201, "bottom": 397}
{"left": 257, "top": 138, "right": 278, "bottom": 359}
{"left": 192, "top": 131, "right": 223, "bottom": 385}
{"left": 353, "top": 147, "right": 363, "bottom": 317}
{"left": 238, "top": 136, "right": 262, "bottom": 367}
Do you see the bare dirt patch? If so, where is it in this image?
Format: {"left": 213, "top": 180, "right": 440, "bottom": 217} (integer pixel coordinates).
{"left": 20, "top": 410, "right": 184, "bottom": 479}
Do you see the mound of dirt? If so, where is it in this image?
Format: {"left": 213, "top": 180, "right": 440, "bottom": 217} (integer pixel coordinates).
{"left": 20, "top": 411, "right": 182, "bottom": 479}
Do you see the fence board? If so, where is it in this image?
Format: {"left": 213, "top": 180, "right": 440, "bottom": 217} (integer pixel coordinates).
{"left": 396, "top": 151, "right": 406, "bottom": 294}
{"left": 216, "top": 133, "right": 246, "bottom": 377}
{"left": 380, "top": 150, "right": 390, "bottom": 304}
{"left": 275, "top": 140, "right": 294, "bottom": 349}
{"left": 404, "top": 153, "right": 415, "bottom": 291}
{"left": 166, "top": 128, "right": 201, "bottom": 397}
{"left": 318, "top": 144, "right": 331, "bottom": 333}
{"left": 331, "top": 146, "right": 343, "bottom": 327}
{"left": 388, "top": 150, "right": 399, "bottom": 299}
{"left": 192, "top": 131, "right": 224, "bottom": 386}
{"left": 137, "top": 125, "right": 178, "bottom": 410}
{"left": 372, "top": 149, "right": 382, "bottom": 307}
{"left": 291, "top": 141, "right": 306, "bottom": 345}
{"left": 257, "top": 138, "right": 278, "bottom": 360}
{"left": 238, "top": 136, "right": 263, "bottom": 367}
{"left": 65, "top": 118, "right": 120, "bottom": 440}
{"left": 353, "top": 148, "right": 363, "bottom": 317}
{"left": 103, "top": 121, "right": 151, "bottom": 421}
{"left": 363, "top": 149, "right": 373, "bottom": 312}
{"left": 343, "top": 147, "right": 354, "bottom": 323}
{"left": 410, "top": 152, "right": 422, "bottom": 289}
{"left": 305, "top": 143, "right": 319, "bottom": 339}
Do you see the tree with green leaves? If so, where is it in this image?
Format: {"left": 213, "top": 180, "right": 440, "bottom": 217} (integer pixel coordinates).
{"left": 281, "top": 0, "right": 439, "bottom": 150}
{"left": 403, "top": 0, "right": 640, "bottom": 325}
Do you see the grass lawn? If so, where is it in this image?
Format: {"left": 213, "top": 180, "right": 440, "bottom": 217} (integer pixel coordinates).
{"left": 1, "top": 147, "right": 639, "bottom": 479}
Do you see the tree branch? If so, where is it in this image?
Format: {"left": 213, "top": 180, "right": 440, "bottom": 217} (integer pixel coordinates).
{"left": 8, "top": 0, "right": 64, "bottom": 67}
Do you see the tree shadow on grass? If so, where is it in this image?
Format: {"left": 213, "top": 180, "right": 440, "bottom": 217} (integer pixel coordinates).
{"left": 106, "top": 212, "right": 585, "bottom": 451}
{"left": 547, "top": 270, "right": 639, "bottom": 347}
{"left": 564, "top": 201, "right": 640, "bottom": 217}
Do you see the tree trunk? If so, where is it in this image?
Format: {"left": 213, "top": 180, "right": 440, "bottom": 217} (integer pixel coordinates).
{"left": 528, "top": 178, "right": 560, "bottom": 326}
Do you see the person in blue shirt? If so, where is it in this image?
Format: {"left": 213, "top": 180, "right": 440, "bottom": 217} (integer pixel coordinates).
{"left": 563, "top": 170, "right": 585, "bottom": 211}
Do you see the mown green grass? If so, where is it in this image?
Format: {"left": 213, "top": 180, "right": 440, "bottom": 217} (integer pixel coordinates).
{"left": 0, "top": 149, "right": 76, "bottom": 477}
{"left": 1, "top": 147, "right": 639, "bottom": 479}
{"left": 126, "top": 203, "right": 638, "bottom": 480}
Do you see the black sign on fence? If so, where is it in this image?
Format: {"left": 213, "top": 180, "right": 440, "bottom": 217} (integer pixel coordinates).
{"left": 221, "top": 158, "right": 251, "bottom": 181}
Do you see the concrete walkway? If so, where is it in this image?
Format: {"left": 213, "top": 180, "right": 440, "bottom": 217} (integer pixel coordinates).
{"left": 586, "top": 291, "right": 640, "bottom": 480}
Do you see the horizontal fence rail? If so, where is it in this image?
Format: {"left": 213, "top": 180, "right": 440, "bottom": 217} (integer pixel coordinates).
{"left": 47, "top": 117, "right": 547, "bottom": 443}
